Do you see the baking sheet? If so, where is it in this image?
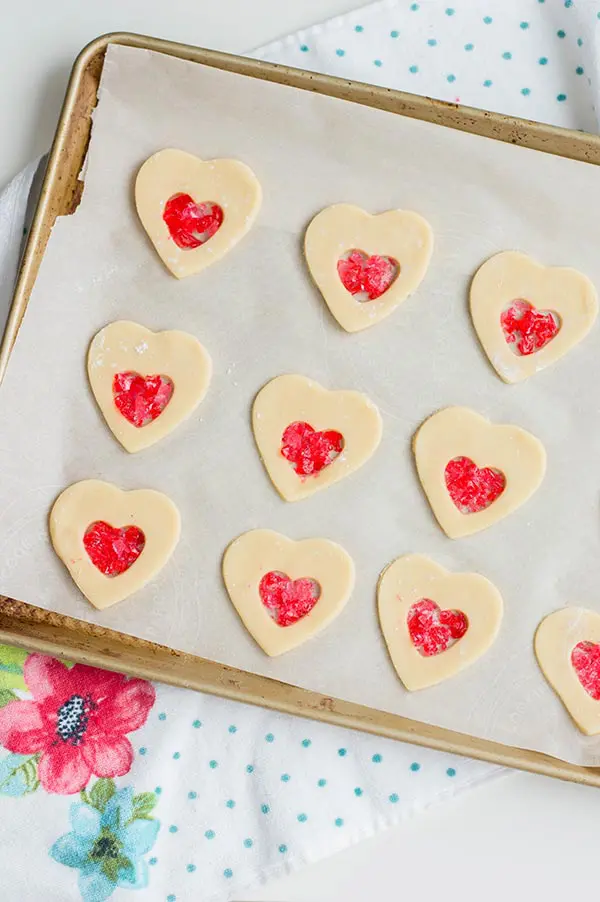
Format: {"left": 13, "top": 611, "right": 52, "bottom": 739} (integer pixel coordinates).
{"left": 2, "top": 44, "right": 600, "bottom": 766}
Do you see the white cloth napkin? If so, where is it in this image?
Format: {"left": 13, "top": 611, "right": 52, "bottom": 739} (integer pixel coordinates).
{"left": 1, "top": 0, "right": 599, "bottom": 898}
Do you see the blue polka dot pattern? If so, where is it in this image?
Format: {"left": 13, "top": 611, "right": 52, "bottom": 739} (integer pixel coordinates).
{"left": 243, "top": 838, "right": 253, "bottom": 848}
{"left": 139, "top": 747, "right": 147, "bottom": 756}
{"left": 374, "top": 60, "right": 383, "bottom": 67}
{"left": 158, "top": 712, "right": 167, "bottom": 721}
{"left": 354, "top": 787, "right": 363, "bottom": 797}
{"left": 521, "top": 88, "right": 531, "bottom": 96}
{"left": 483, "top": 16, "right": 492, "bottom": 24}
{"left": 428, "top": 38, "right": 437, "bottom": 46}
{"left": 169, "top": 825, "right": 178, "bottom": 834}
{"left": 300, "top": 44, "right": 309, "bottom": 52}
{"left": 447, "top": 767, "right": 457, "bottom": 777}
{"left": 389, "top": 793, "right": 399, "bottom": 803}
{"left": 578, "top": 38, "right": 583, "bottom": 47}
{"left": 502, "top": 52, "right": 512, "bottom": 60}
{"left": 576, "top": 67, "right": 584, "bottom": 76}
{"left": 557, "top": 93, "right": 567, "bottom": 101}
{"left": 335, "top": 48, "right": 345, "bottom": 57}
{"left": 209, "top": 760, "right": 218, "bottom": 769}
{"left": 192, "top": 719, "right": 201, "bottom": 729}
{"left": 186, "top": 864, "right": 196, "bottom": 873}
{"left": 279, "top": 844, "right": 287, "bottom": 854}
{"left": 228, "top": 725, "right": 237, "bottom": 734}
{"left": 317, "top": 778, "right": 327, "bottom": 787}
{"left": 445, "top": 8, "right": 455, "bottom": 16}
{"left": 520, "top": 21, "right": 530, "bottom": 30}
{"left": 155, "top": 787, "right": 162, "bottom": 795}
{"left": 447, "top": 74, "right": 456, "bottom": 82}
{"left": 281, "top": 773, "right": 291, "bottom": 783}
{"left": 410, "top": 762, "right": 421, "bottom": 772}
{"left": 335, "top": 817, "right": 344, "bottom": 827}
{"left": 372, "top": 754, "right": 382, "bottom": 763}
{"left": 149, "top": 858, "right": 157, "bottom": 866}
{"left": 301, "top": 739, "right": 311, "bottom": 748}
{"left": 557, "top": 30, "right": 566, "bottom": 39}
{"left": 226, "top": 799, "right": 236, "bottom": 809}
{"left": 246, "top": 764, "right": 254, "bottom": 773}
{"left": 205, "top": 830, "right": 215, "bottom": 840}
{"left": 224, "top": 869, "right": 233, "bottom": 880}
{"left": 483, "top": 79, "right": 493, "bottom": 87}
{"left": 173, "top": 752, "right": 180, "bottom": 760}
{"left": 261, "top": 804, "right": 270, "bottom": 814}
{"left": 464, "top": 43, "right": 474, "bottom": 51}
{"left": 167, "top": 895, "right": 176, "bottom": 902}
{"left": 338, "top": 748, "right": 347, "bottom": 757}
{"left": 391, "top": 30, "right": 399, "bottom": 38}
{"left": 539, "top": 57, "right": 548, "bottom": 65}
{"left": 565, "top": 0, "right": 573, "bottom": 7}
{"left": 355, "top": 25, "right": 363, "bottom": 33}
{"left": 265, "top": 733, "right": 274, "bottom": 743}
{"left": 297, "top": 813, "right": 308, "bottom": 823}
{"left": 409, "top": 65, "right": 419, "bottom": 73}
{"left": 188, "top": 791, "right": 197, "bottom": 800}
{"left": 411, "top": 2, "right": 419, "bottom": 9}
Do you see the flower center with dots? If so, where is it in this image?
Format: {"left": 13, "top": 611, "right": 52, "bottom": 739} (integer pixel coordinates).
{"left": 55, "top": 693, "right": 96, "bottom": 745}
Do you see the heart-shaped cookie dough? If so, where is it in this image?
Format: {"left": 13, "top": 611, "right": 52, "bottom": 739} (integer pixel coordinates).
{"left": 222, "top": 529, "right": 355, "bottom": 655}
{"left": 49, "top": 479, "right": 180, "bottom": 609}
{"left": 252, "top": 374, "right": 382, "bottom": 502}
{"left": 378, "top": 554, "right": 503, "bottom": 690}
{"left": 535, "top": 607, "right": 600, "bottom": 735}
{"left": 413, "top": 406, "right": 546, "bottom": 538}
{"left": 470, "top": 251, "right": 598, "bottom": 383}
{"left": 304, "top": 204, "right": 433, "bottom": 332}
{"left": 88, "top": 321, "right": 212, "bottom": 453}
{"left": 135, "top": 148, "right": 262, "bottom": 279}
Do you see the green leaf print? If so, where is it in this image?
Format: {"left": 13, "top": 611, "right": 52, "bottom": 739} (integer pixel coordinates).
{"left": 0, "top": 753, "right": 40, "bottom": 796}
{"left": 131, "top": 791, "right": 158, "bottom": 820}
{"left": 0, "top": 645, "right": 27, "bottom": 692}
{"left": 89, "top": 778, "right": 116, "bottom": 812}
{"left": 0, "top": 689, "right": 18, "bottom": 709}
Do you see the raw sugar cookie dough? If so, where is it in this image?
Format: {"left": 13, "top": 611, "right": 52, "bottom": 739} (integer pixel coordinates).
{"left": 413, "top": 406, "right": 546, "bottom": 538}
{"left": 305, "top": 204, "right": 433, "bottom": 332}
{"left": 135, "top": 148, "right": 262, "bottom": 279}
{"left": 49, "top": 480, "right": 181, "bottom": 609}
{"left": 536, "top": 608, "right": 600, "bottom": 736}
{"left": 378, "top": 554, "right": 503, "bottom": 690}
{"left": 222, "top": 529, "right": 355, "bottom": 656}
{"left": 252, "top": 374, "right": 383, "bottom": 502}
{"left": 470, "top": 251, "right": 598, "bottom": 383}
{"left": 88, "top": 320, "right": 212, "bottom": 452}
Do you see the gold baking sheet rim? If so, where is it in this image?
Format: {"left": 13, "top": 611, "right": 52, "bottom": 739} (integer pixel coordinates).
{"left": 1, "top": 31, "right": 599, "bottom": 788}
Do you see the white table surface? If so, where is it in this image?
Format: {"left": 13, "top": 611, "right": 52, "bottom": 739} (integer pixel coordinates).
{"left": 1, "top": 3, "right": 598, "bottom": 900}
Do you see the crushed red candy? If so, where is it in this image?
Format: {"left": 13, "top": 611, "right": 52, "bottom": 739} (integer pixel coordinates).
{"left": 500, "top": 299, "right": 560, "bottom": 356}
{"left": 337, "top": 250, "right": 399, "bottom": 301}
{"left": 281, "top": 421, "right": 344, "bottom": 477}
{"left": 571, "top": 641, "right": 600, "bottom": 700}
{"left": 259, "top": 571, "right": 321, "bottom": 627}
{"left": 163, "top": 193, "right": 224, "bottom": 249}
{"left": 445, "top": 456, "right": 506, "bottom": 514}
{"left": 407, "top": 598, "right": 468, "bottom": 657}
{"left": 113, "top": 372, "right": 174, "bottom": 428}
{"left": 83, "top": 521, "right": 145, "bottom": 577}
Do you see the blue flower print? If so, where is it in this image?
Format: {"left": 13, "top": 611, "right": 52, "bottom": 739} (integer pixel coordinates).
{"left": 50, "top": 781, "right": 160, "bottom": 901}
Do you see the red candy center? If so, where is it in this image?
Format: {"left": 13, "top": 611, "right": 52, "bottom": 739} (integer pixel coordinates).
{"left": 337, "top": 250, "right": 399, "bottom": 301}
{"left": 407, "top": 598, "right": 469, "bottom": 657}
{"left": 500, "top": 299, "right": 560, "bottom": 356}
{"left": 259, "top": 571, "right": 321, "bottom": 627}
{"left": 163, "top": 193, "right": 224, "bottom": 250}
{"left": 445, "top": 456, "right": 506, "bottom": 514}
{"left": 571, "top": 642, "right": 600, "bottom": 699}
{"left": 113, "top": 372, "right": 174, "bottom": 428}
{"left": 83, "top": 521, "right": 145, "bottom": 577}
{"left": 281, "top": 421, "right": 344, "bottom": 477}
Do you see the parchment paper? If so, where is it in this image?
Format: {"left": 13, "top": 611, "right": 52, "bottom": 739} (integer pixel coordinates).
{"left": 2, "top": 44, "right": 600, "bottom": 765}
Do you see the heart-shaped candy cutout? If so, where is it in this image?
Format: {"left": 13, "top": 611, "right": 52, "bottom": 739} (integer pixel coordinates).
{"left": 223, "top": 529, "right": 355, "bottom": 656}
{"left": 470, "top": 251, "right": 597, "bottom": 383}
{"left": 84, "top": 521, "right": 145, "bottom": 576}
{"left": 407, "top": 599, "right": 468, "bottom": 657}
{"left": 535, "top": 608, "right": 600, "bottom": 735}
{"left": 252, "top": 375, "right": 382, "bottom": 502}
{"left": 305, "top": 204, "right": 433, "bottom": 333}
{"left": 444, "top": 456, "right": 506, "bottom": 514}
{"left": 337, "top": 250, "right": 399, "bottom": 301}
{"left": 113, "top": 372, "right": 174, "bottom": 428}
{"left": 136, "top": 149, "right": 262, "bottom": 279}
{"left": 500, "top": 299, "right": 560, "bottom": 356}
{"left": 259, "top": 571, "right": 321, "bottom": 626}
{"left": 88, "top": 321, "right": 211, "bottom": 453}
{"left": 281, "top": 421, "right": 344, "bottom": 477}
{"left": 162, "top": 194, "right": 223, "bottom": 249}
{"left": 50, "top": 479, "right": 180, "bottom": 610}
{"left": 378, "top": 555, "right": 502, "bottom": 690}
{"left": 414, "top": 406, "right": 545, "bottom": 538}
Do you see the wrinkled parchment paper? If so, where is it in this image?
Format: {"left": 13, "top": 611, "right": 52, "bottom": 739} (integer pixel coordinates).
{"left": 2, "top": 44, "right": 600, "bottom": 765}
